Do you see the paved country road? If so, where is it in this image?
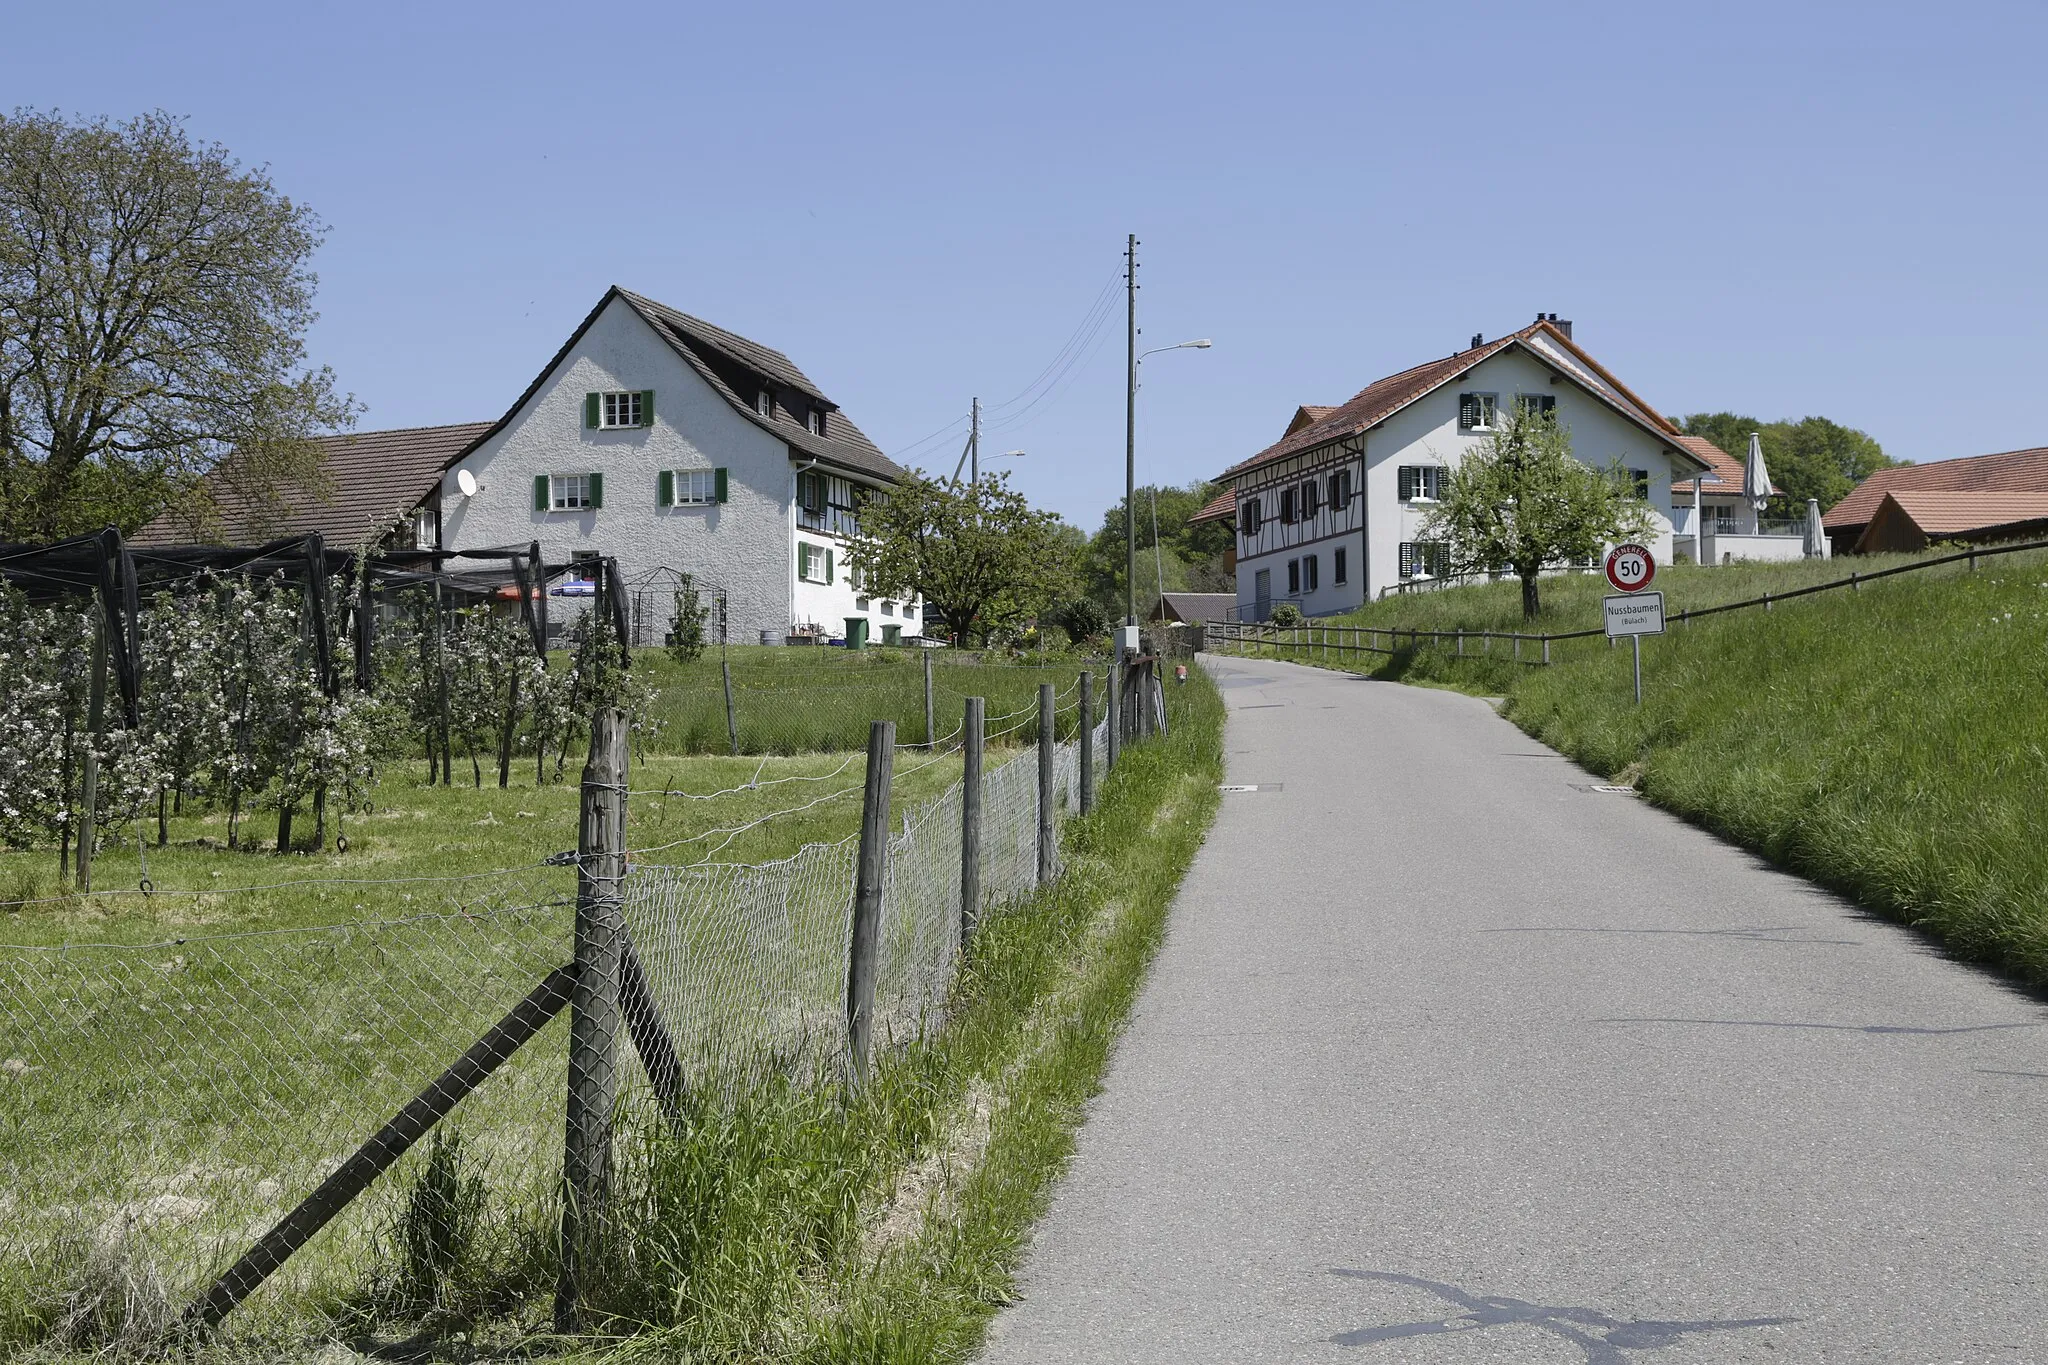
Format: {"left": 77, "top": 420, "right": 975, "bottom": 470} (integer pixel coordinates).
{"left": 979, "top": 656, "right": 2048, "bottom": 1364}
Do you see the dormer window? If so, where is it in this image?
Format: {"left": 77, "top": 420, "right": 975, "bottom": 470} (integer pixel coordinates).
{"left": 755, "top": 388, "right": 774, "bottom": 418}
{"left": 807, "top": 408, "right": 825, "bottom": 437}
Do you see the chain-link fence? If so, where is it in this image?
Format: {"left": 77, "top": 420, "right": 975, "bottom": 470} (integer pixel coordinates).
{"left": 0, "top": 683, "right": 1115, "bottom": 1355}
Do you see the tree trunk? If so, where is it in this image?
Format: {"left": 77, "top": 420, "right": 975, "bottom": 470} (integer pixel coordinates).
{"left": 313, "top": 783, "right": 327, "bottom": 851}
{"left": 1521, "top": 572, "right": 1541, "bottom": 620}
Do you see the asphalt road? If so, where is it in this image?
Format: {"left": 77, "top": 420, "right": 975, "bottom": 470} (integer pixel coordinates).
{"left": 978, "top": 655, "right": 2048, "bottom": 1364}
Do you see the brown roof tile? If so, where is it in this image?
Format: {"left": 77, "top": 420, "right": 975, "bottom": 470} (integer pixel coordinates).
{"left": 1188, "top": 489, "right": 1236, "bottom": 524}
{"left": 1824, "top": 446, "right": 2048, "bottom": 530}
{"left": 1874, "top": 490, "right": 2048, "bottom": 536}
{"left": 1672, "top": 435, "right": 1772, "bottom": 496}
{"left": 134, "top": 421, "right": 491, "bottom": 546}
{"left": 1219, "top": 320, "right": 1703, "bottom": 484}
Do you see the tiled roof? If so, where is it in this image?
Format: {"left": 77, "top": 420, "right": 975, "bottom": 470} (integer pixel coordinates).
{"left": 1283, "top": 404, "right": 1340, "bottom": 438}
{"left": 134, "top": 421, "right": 491, "bottom": 546}
{"left": 1153, "top": 592, "right": 1236, "bottom": 623}
{"left": 1824, "top": 446, "right": 2048, "bottom": 530}
{"left": 1219, "top": 320, "right": 1705, "bottom": 484}
{"left": 615, "top": 290, "right": 903, "bottom": 484}
{"left": 1188, "top": 489, "right": 1236, "bottom": 524}
{"left": 1672, "top": 435, "right": 1772, "bottom": 496}
{"left": 1874, "top": 490, "right": 2048, "bottom": 536}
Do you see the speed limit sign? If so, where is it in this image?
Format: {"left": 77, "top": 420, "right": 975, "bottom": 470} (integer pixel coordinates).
{"left": 1605, "top": 543, "right": 1655, "bottom": 593}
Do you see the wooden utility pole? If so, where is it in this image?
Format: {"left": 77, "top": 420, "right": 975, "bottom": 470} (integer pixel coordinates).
{"left": 846, "top": 720, "right": 895, "bottom": 1083}
{"left": 555, "top": 708, "right": 628, "bottom": 1332}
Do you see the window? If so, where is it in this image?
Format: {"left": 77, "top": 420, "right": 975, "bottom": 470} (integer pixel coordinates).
{"left": 806, "top": 407, "right": 825, "bottom": 436}
{"left": 756, "top": 387, "right": 774, "bottom": 417}
{"left": 797, "top": 541, "right": 834, "bottom": 583}
{"left": 1399, "top": 541, "right": 1449, "bottom": 579}
{"left": 1326, "top": 468, "right": 1352, "bottom": 510}
{"left": 1300, "top": 479, "right": 1321, "bottom": 517}
{"left": 1517, "top": 393, "right": 1557, "bottom": 419}
{"left": 797, "top": 470, "right": 825, "bottom": 514}
{"left": 583, "top": 390, "right": 651, "bottom": 429}
{"left": 1303, "top": 554, "right": 1319, "bottom": 592}
{"left": 1280, "top": 486, "right": 1297, "bottom": 523}
{"left": 1458, "top": 391, "right": 1498, "bottom": 432}
{"left": 408, "top": 506, "right": 436, "bottom": 550}
{"left": 1398, "top": 466, "right": 1445, "bottom": 502}
{"left": 1334, "top": 546, "right": 1348, "bottom": 585}
{"left": 541, "top": 473, "right": 595, "bottom": 511}
{"left": 1613, "top": 467, "right": 1650, "bottom": 498}
{"left": 1286, "top": 558, "right": 1300, "bottom": 594}
{"left": 881, "top": 601, "right": 895, "bottom": 616}
{"left": 797, "top": 470, "right": 866, "bottom": 534}
{"left": 1241, "top": 495, "right": 1262, "bottom": 535}
{"left": 660, "top": 468, "right": 726, "bottom": 506}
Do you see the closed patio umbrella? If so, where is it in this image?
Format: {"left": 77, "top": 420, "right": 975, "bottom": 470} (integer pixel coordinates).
{"left": 1803, "top": 497, "right": 1826, "bottom": 558}
{"left": 1743, "top": 431, "right": 1772, "bottom": 527}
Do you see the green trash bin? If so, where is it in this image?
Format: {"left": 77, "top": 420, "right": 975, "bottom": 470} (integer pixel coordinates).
{"left": 882, "top": 624, "right": 902, "bottom": 646}
{"left": 843, "top": 617, "right": 870, "bottom": 650}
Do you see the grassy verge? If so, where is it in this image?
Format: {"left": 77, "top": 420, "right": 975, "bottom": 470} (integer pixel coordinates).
{"left": 558, "top": 667, "right": 1226, "bottom": 1363}
{"left": 1229, "top": 550, "right": 2048, "bottom": 986}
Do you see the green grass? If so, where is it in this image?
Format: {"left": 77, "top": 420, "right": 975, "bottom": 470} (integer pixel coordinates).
{"left": 0, "top": 664, "right": 1221, "bottom": 1361}
{"left": 562, "top": 667, "right": 1224, "bottom": 1363}
{"left": 635, "top": 645, "right": 1103, "bottom": 755}
{"left": 1229, "top": 547, "right": 2048, "bottom": 986}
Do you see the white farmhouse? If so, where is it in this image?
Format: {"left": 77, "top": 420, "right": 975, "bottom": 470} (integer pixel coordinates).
{"left": 439, "top": 287, "right": 916, "bottom": 644}
{"left": 1191, "top": 316, "right": 1715, "bottom": 618}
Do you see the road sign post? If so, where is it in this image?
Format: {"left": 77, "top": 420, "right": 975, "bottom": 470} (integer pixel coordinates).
{"left": 1603, "top": 545, "right": 1659, "bottom": 705}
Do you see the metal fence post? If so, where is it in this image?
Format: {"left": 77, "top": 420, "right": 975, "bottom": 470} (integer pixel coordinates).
{"left": 847, "top": 720, "right": 894, "bottom": 1083}
{"left": 1036, "top": 683, "right": 1055, "bottom": 885}
{"left": 923, "top": 648, "right": 936, "bottom": 748}
{"left": 555, "top": 707, "right": 628, "bottom": 1332}
{"left": 1078, "top": 670, "right": 1096, "bottom": 815}
{"left": 721, "top": 658, "right": 738, "bottom": 756}
{"left": 77, "top": 612, "right": 107, "bottom": 891}
{"left": 960, "top": 699, "right": 983, "bottom": 948}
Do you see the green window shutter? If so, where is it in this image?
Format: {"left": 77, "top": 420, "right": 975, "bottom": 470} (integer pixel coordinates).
{"left": 797, "top": 544, "right": 808, "bottom": 580}
{"left": 534, "top": 475, "right": 549, "bottom": 511}
{"left": 825, "top": 549, "right": 834, "bottom": 583}
{"left": 641, "top": 390, "right": 655, "bottom": 427}
{"left": 588, "top": 472, "right": 603, "bottom": 509}
{"left": 585, "top": 393, "right": 600, "bottom": 429}
{"left": 714, "top": 467, "right": 728, "bottom": 503}
{"left": 658, "top": 470, "right": 673, "bottom": 507}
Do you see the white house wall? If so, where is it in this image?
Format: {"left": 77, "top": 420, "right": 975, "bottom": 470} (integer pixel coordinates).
{"left": 1233, "top": 344, "right": 1691, "bottom": 614}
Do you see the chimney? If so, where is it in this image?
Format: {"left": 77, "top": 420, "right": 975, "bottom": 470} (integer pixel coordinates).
{"left": 1470, "top": 332, "right": 1483, "bottom": 349}
{"left": 1544, "top": 312, "right": 1573, "bottom": 339}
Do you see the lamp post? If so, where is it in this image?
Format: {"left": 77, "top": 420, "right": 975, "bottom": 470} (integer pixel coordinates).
{"left": 1124, "top": 312, "right": 1213, "bottom": 627}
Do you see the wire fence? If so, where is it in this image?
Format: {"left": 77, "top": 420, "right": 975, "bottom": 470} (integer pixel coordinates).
{"left": 0, "top": 687, "right": 1117, "bottom": 1354}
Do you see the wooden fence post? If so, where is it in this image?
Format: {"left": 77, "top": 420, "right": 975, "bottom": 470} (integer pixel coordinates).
{"left": 960, "top": 699, "right": 983, "bottom": 947}
{"left": 846, "top": 720, "right": 894, "bottom": 1083}
{"left": 1543, "top": 638, "right": 1551, "bottom": 665}
{"left": 1036, "top": 683, "right": 1056, "bottom": 885}
{"left": 923, "top": 648, "right": 936, "bottom": 748}
{"left": 555, "top": 707, "right": 628, "bottom": 1332}
{"left": 1078, "top": 670, "right": 1096, "bottom": 814}
{"left": 722, "top": 658, "right": 739, "bottom": 756}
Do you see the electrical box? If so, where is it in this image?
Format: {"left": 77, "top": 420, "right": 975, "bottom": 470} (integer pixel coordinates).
{"left": 1117, "top": 624, "right": 1141, "bottom": 654}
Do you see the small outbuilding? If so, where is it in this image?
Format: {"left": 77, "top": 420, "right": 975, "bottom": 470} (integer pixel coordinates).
{"left": 1852, "top": 491, "right": 2048, "bottom": 554}
{"left": 1149, "top": 592, "right": 1238, "bottom": 625}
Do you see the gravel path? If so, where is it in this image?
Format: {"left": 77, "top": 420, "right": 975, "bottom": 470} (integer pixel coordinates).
{"left": 978, "top": 654, "right": 2048, "bottom": 1364}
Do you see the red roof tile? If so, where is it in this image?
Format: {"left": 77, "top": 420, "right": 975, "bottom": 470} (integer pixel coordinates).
{"left": 1824, "top": 446, "right": 2048, "bottom": 530}
{"left": 1188, "top": 489, "right": 1236, "bottom": 524}
{"left": 1219, "top": 320, "right": 1702, "bottom": 484}
{"left": 1874, "top": 490, "right": 2048, "bottom": 536}
{"left": 1671, "top": 435, "right": 1768, "bottom": 496}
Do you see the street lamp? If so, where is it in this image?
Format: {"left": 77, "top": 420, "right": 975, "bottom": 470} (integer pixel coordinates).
{"left": 1126, "top": 338, "right": 1213, "bottom": 627}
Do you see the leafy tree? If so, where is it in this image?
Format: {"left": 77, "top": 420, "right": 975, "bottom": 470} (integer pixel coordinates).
{"left": 666, "top": 572, "right": 708, "bottom": 663}
{"left": 1047, "top": 595, "right": 1109, "bottom": 646}
{"left": 844, "top": 471, "right": 1073, "bottom": 646}
{"left": 1679, "top": 412, "right": 1897, "bottom": 517}
{"left": 0, "top": 109, "right": 356, "bottom": 539}
{"left": 1080, "top": 481, "right": 1234, "bottom": 616}
{"left": 1420, "top": 407, "right": 1654, "bottom": 619}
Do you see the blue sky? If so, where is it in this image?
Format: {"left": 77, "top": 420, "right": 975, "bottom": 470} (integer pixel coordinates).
{"left": 9, "top": 0, "right": 2045, "bottom": 526}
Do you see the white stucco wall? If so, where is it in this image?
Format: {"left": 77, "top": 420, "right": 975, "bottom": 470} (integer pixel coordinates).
{"left": 440, "top": 297, "right": 795, "bottom": 642}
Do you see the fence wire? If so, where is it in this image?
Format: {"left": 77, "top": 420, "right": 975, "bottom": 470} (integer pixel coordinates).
{"left": 0, "top": 702, "right": 1116, "bottom": 1353}
{"left": 0, "top": 896, "right": 574, "bottom": 1348}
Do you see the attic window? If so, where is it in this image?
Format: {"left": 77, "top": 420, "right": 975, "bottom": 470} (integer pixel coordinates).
{"left": 601, "top": 391, "right": 644, "bottom": 429}
{"left": 1458, "top": 392, "right": 1498, "bottom": 432}
{"left": 755, "top": 388, "right": 774, "bottom": 417}
{"left": 807, "top": 408, "right": 825, "bottom": 437}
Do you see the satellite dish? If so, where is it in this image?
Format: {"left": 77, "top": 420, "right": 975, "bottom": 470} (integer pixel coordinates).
{"left": 456, "top": 469, "right": 479, "bottom": 497}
